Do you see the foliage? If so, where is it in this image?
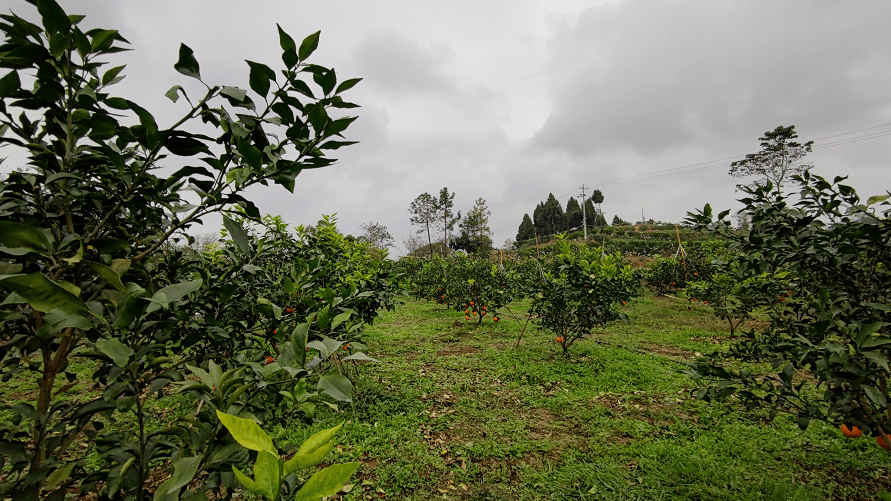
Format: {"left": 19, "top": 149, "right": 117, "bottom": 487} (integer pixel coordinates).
{"left": 515, "top": 213, "right": 535, "bottom": 246}
{"left": 0, "top": 1, "right": 363, "bottom": 498}
{"left": 685, "top": 172, "right": 891, "bottom": 448}
{"left": 408, "top": 192, "right": 438, "bottom": 259}
{"left": 453, "top": 197, "right": 492, "bottom": 254}
{"left": 358, "top": 221, "right": 394, "bottom": 253}
{"left": 728, "top": 125, "right": 813, "bottom": 193}
{"left": 533, "top": 193, "right": 567, "bottom": 238}
{"left": 445, "top": 255, "right": 512, "bottom": 325}
{"left": 530, "top": 236, "right": 641, "bottom": 356}
{"left": 216, "top": 411, "right": 358, "bottom": 501}
{"left": 436, "top": 187, "right": 461, "bottom": 249}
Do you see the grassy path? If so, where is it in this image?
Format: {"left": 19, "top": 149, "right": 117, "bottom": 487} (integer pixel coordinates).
{"left": 298, "top": 292, "right": 891, "bottom": 500}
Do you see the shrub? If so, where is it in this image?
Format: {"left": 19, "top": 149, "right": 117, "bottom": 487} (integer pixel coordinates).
{"left": 685, "top": 173, "right": 891, "bottom": 448}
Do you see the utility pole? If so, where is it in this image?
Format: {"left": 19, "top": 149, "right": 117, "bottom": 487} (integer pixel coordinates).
{"left": 579, "top": 184, "right": 587, "bottom": 240}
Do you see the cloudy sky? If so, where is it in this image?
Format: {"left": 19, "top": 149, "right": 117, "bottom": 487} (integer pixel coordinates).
{"left": 11, "top": 1, "right": 891, "bottom": 253}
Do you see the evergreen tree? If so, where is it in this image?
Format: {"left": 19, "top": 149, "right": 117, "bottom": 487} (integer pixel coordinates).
{"left": 516, "top": 213, "right": 535, "bottom": 244}
{"left": 565, "top": 197, "right": 583, "bottom": 229}
{"left": 544, "top": 193, "right": 567, "bottom": 234}
{"left": 533, "top": 202, "right": 548, "bottom": 236}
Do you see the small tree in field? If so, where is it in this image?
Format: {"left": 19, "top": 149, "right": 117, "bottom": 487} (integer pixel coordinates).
{"left": 685, "top": 172, "right": 891, "bottom": 451}
{"left": 409, "top": 192, "right": 438, "bottom": 259}
{"left": 531, "top": 236, "right": 640, "bottom": 356}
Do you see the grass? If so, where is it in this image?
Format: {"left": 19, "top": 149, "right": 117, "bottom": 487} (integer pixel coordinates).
{"left": 290, "top": 292, "right": 891, "bottom": 501}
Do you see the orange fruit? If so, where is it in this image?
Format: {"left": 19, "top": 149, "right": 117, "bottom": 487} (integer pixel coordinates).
{"left": 265, "top": 356, "right": 274, "bottom": 365}
{"left": 555, "top": 336, "right": 563, "bottom": 343}
{"left": 493, "top": 317, "right": 499, "bottom": 322}
{"left": 465, "top": 316, "right": 470, "bottom": 320}
{"left": 472, "top": 312, "right": 477, "bottom": 316}
{"left": 622, "top": 301, "right": 626, "bottom": 305}
{"left": 878, "top": 435, "right": 891, "bottom": 450}
{"left": 840, "top": 424, "right": 862, "bottom": 438}
{"left": 703, "top": 301, "right": 708, "bottom": 304}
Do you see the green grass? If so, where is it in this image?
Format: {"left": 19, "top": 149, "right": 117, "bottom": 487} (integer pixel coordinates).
{"left": 292, "top": 292, "right": 891, "bottom": 501}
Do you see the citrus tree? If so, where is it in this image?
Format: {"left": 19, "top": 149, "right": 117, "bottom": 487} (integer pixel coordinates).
{"left": 0, "top": 1, "right": 363, "bottom": 498}
{"left": 531, "top": 236, "right": 640, "bottom": 356}
{"left": 445, "top": 254, "right": 512, "bottom": 325}
{"left": 685, "top": 173, "right": 891, "bottom": 450}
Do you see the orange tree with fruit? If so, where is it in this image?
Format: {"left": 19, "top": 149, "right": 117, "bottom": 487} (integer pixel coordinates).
{"left": 444, "top": 253, "right": 513, "bottom": 325}
{"left": 530, "top": 235, "right": 641, "bottom": 356}
{"left": 684, "top": 172, "right": 891, "bottom": 451}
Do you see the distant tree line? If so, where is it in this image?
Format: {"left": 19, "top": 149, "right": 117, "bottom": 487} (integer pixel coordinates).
{"left": 515, "top": 190, "right": 608, "bottom": 245}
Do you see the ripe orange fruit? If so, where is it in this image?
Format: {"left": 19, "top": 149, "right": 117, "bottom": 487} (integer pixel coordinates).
{"left": 493, "top": 317, "right": 499, "bottom": 322}
{"left": 555, "top": 336, "right": 564, "bottom": 343}
{"left": 472, "top": 311, "right": 477, "bottom": 315}
{"left": 265, "top": 356, "right": 274, "bottom": 365}
{"left": 878, "top": 435, "right": 891, "bottom": 450}
{"left": 621, "top": 301, "right": 626, "bottom": 305}
{"left": 703, "top": 301, "right": 708, "bottom": 304}
{"left": 693, "top": 272, "right": 698, "bottom": 276}
{"left": 840, "top": 424, "right": 862, "bottom": 438}
{"left": 465, "top": 316, "right": 470, "bottom": 320}
{"left": 672, "top": 282, "right": 676, "bottom": 286}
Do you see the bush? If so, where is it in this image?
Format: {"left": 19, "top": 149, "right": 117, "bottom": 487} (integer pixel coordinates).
{"left": 0, "top": 1, "right": 363, "bottom": 498}
{"left": 685, "top": 173, "right": 891, "bottom": 448}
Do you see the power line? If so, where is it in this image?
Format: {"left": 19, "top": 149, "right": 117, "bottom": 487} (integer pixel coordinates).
{"left": 290, "top": 122, "right": 891, "bottom": 223}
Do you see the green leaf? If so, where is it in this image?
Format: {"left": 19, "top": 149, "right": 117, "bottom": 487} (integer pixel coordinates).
{"left": 237, "top": 139, "right": 264, "bottom": 170}
{"left": 127, "top": 100, "right": 158, "bottom": 137}
{"left": 281, "top": 421, "right": 344, "bottom": 476}
{"left": 317, "top": 374, "right": 352, "bottom": 403}
{"left": 0, "top": 221, "right": 51, "bottom": 253}
{"left": 89, "top": 29, "right": 118, "bottom": 51}
{"left": 146, "top": 279, "right": 202, "bottom": 313}
{"left": 298, "top": 31, "right": 321, "bottom": 61}
{"left": 35, "top": 0, "right": 72, "bottom": 35}
{"left": 319, "top": 140, "right": 358, "bottom": 150}
{"left": 862, "top": 351, "right": 890, "bottom": 372}
{"left": 293, "top": 462, "right": 360, "bottom": 501}
{"left": 335, "top": 78, "right": 362, "bottom": 95}
{"left": 246, "top": 60, "right": 275, "bottom": 98}
{"left": 223, "top": 216, "right": 251, "bottom": 255}
{"left": 84, "top": 260, "right": 126, "bottom": 292}
{"left": 102, "top": 65, "right": 126, "bottom": 86}
{"left": 253, "top": 451, "right": 281, "bottom": 500}
{"left": 291, "top": 323, "right": 308, "bottom": 367}
{"left": 863, "top": 385, "right": 887, "bottom": 408}
{"left": 164, "top": 85, "right": 183, "bottom": 103}
{"left": 342, "top": 353, "right": 379, "bottom": 363}
{"left": 0, "top": 273, "right": 95, "bottom": 317}
{"left": 277, "top": 24, "right": 296, "bottom": 52}
{"left": 221, "top": 86, "right": 247, "bottom": 102}
{"left": 46, "top": 464, "right": 75, "bottom": 490}
{"left": 153, "top": 456, "right": 202, "bottom": 501}
{"left": 0, "top": 70, "right": 20, "bottom": 99}
{"left": 330, "top": 309, "right": 352, "bottom": 330}
{"left": 96, "top": 338, "right": 133, "bottom": 368}
{"left": 216, "top": 410, "right": 277, "bottom": 455}
{"left": 232, "top": 466, "right": 261, "bottom": 497}
{"left": 867, "top": 194, "right": 890, "bottom": 205}
{"left": 174, "top": 43, "right": 201, "bottom": 80}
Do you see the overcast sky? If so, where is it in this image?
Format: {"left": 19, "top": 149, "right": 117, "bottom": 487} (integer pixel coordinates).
{"left": 10, "top": 1, "right": 891, "bottom": 253}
